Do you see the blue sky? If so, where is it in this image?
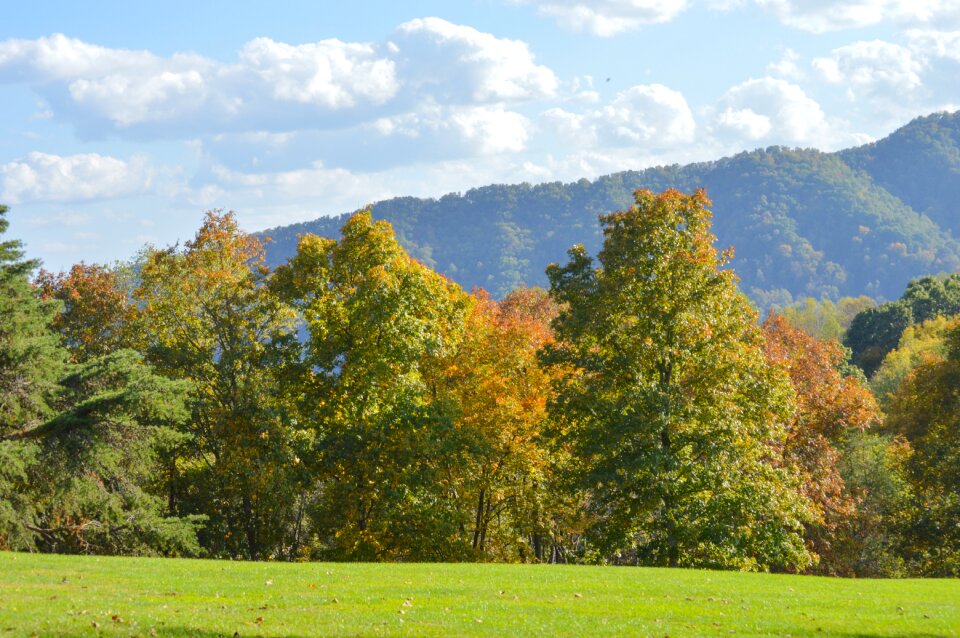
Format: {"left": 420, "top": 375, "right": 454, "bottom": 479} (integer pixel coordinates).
{"left": 2, "top": 0, "right": 958, "bottom": 270}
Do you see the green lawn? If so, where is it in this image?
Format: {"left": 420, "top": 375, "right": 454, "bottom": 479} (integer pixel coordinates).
{"left": 0, "top": 552, "right": 957, "bottom": 637}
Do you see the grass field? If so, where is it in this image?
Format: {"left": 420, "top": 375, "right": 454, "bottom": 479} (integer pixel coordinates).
{"left": 0, "top": 552, "right": 957, "bottom": 637}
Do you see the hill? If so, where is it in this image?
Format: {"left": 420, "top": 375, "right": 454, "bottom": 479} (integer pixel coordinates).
{"left": 260, "top": 111, "right": 960, "bottom": 304}
{"left": 3, "top": 551, "right": 958, "bottom": 637}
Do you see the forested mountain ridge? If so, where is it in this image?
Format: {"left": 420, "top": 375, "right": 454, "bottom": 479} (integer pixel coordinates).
{"left": 260, "top": 111, "right": 960, "bottom": 304}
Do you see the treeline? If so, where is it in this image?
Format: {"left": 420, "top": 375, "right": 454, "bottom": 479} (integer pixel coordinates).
{"left": 1, "top": 191, "right": 958, "bottom": 576}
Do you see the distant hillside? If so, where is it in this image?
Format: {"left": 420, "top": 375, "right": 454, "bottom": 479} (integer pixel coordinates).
{"left": 260, "top": 111, "right": 960, "bottom": 304}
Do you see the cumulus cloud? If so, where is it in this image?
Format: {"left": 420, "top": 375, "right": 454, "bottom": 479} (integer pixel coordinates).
{"left": 908, "top": 29, "right": 960, "bottom": 62}
{"left": 0, "top": 21, "right": 557, "bottom": 139}
{"left": 813, "top": 40, "right": 924, "bottom": 97}
{"left": 543, "top": 83, "right": 696, "bottom": 148}
{"left": 0, "top": 34, "right": 155, "bottom": 81}
{"left": 199, "top": 104, "right": 532, "bottom": 176}
{"left": 766, "top": 48, "right": 805, "bottom": 80}
{"left": 714, "top": 77, "right": 834, "bottom": 146}
{"left": 0, "top": 152, "right": 155, "bottom": 203}
{"left": 513, "top": 0, "right": 689, "bottom": 36}
{"left": 753, "top": 0, "right": 960, "bottom": 33}
{"left": 238, "top": 37, "right": 398, "bottom": 108}
{"left": 394, "top": 18, "right": 558, "bottom": 102}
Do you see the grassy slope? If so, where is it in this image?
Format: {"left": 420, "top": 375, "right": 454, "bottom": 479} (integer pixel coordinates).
{"left": 0, "top": 552, "right": 957, "bottom": 637}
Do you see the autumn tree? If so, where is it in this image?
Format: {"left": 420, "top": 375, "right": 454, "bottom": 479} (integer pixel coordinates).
{"left": 870, "top": 316, "right": 952, "bottom": 410}
{"left": 135, "top": 211, "right": 304, "bottom": 560}
{"left": 36, "top": 263, "right": 136, "bottom": 362}
{"left": 779, "top": 296, "right": 875, "bottom": 341}
{"left": 886, "top": 322, "right": 960, "bottom": 575}
{"left": 446, "top": 287, "right": 574, "bottom": 561}
{"left": 762, "top": 314, "right": 880, "bottom": 574}
{"left": 846, "top": 274, "right": 960, "bottom": 377}
{"left": 272, "top": 210, "right": 473, "bottom": 560}
{"left": 545, "top": 189, "right": 813, "bottom": 570}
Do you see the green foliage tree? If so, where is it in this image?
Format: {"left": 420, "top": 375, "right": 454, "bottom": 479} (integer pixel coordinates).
{"left": 16, "top": 350, "right": 201, "bottom": 555}
{"left": 779, "top": 296, "right": 876, "bottom": 342}
{"left": 544, "top": 189, "right": 813, "bottom": 571}
{"left": 886, "top": 323, "right": 960, "bottom": 575}
{"left": 846, "top": 274, "right": 960, "bottom": 377}
{"left": 870, "top": 316, "right": 952, "bottom": 410}
{"left": 1, "top": 205, "right": 197, "bottom": 555}
{"left": 272, "top": 210, "right": 474, "bottom": 560}
{"left": 0, "top": 204, "right": 65, "bottom": 438}
{"left": 836, "top": 430, "right": 911, "bottom": 577}
{"left": 0, "top": 204, "right": 66, "bottom": 549}
{"left": 134, "top": 211, "right": 304, "bottom": 560}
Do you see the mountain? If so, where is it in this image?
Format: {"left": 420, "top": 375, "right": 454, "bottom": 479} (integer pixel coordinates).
{"left": 260, "top": 111, "right": 960, "bottom": 305}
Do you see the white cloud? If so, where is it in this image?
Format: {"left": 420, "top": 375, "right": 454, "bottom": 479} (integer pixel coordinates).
{"left": 813, "top": 40, "right": 924, "bottom": 97}
{"left": 767, "top": 48, "right": 805, "bottom": 80}
{"left": 0, "top": 22, "right": 557, "bottom": 138}
{"left": 753, "top": 0, "right": 960, "bottom": 33}
{"left": 370, "top": 105, "right": 531, "bottom": 155}
{"left": 394, "top": 17, "right": 558, "bottom": 102}
{"left": 238, "top": 37, "right": 398, "bottom": 107}
{"left": 908, "top": 29, "right": 960, "bottom": 62}
{"left": 714, "top": 77, "right": 834, "bottom": 146}
{"left": 717, "top": 108, "right": 773, "bottom": 139}
{"left": 0, "top": 152, "right": 155, "bottom": 203}
{"left": 543, "top": 83, "right": 696, "bottom": 148}
{"left": 0, "top": 34, "right": 155, "bottom": 81}
{"left": 514, "top": 0, "right": 689, "bottom": 36}
{"left": 197, "top": 103, "right": 532, "bottom": 176}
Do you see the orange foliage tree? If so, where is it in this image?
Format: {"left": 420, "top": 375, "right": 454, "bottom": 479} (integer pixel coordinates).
{"left": 762, "top": 314, "right": 880, "bottom": 573}
{"left": 36, "top": 263, "right": 135, "bottom": 362}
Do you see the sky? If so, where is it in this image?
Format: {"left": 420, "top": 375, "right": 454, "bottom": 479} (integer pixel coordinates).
{"left": 2, "top": 0, "right": 959, "bottom": 270}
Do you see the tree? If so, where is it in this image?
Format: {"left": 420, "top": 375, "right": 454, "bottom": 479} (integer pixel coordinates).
{"left": 779, "top": 296, "right": 875, "bottom": 342}
{"left": 845, "top": 274, "right": 960, "bottom": 377}
{"left": 1, "top": 205, "right": 197, "bottom": 555}
{"left": 36, "top": 263, "right": 135, "bottom": 362}
{"left": 845, "top": 303, "right": 914, "bottom": 377}
{"left": 545, "top": 189, "right": 813, "bottom": 571}
{"left": 0, "top": 204, "right": 66, "bottom": 549}
{"left": 762, "top": 314, "right": 880, "bottom": 574}
{"left": 14, "top": 350, "right": 201, "bottom": 555}
{"left": 870, "top": 316, "right": 952, "bottom": 410}
{"left": 446, "top": 288, "right": 574, "bottom": 561}
{"left": 886, "top": 322, "right": 960, "bottom": 575}
{"left": 272, "top": 210, "right": 474, "bottom": 560}
{"left": 135, "top": 211, "right": 303, "bottom": 560}
{"left": 0, "top": 205, "right": 64, "bottom": 437}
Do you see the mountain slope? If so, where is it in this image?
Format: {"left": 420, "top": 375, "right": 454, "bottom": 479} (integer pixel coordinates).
{"left": 261, "top": 111, "right": 960, "bottom": 303}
